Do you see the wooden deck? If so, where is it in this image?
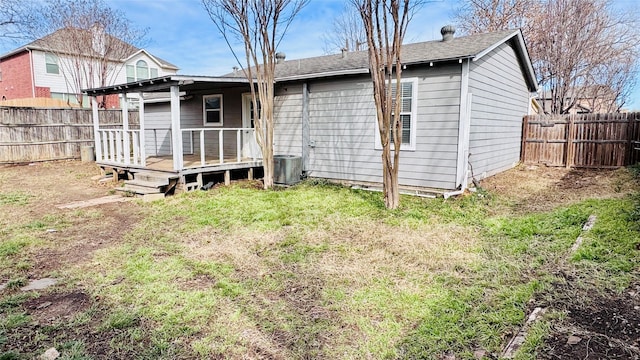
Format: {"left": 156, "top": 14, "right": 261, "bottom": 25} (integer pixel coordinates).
{"left": 98, "top": 154, "right": 263, "bottom": 193}
{"left": 143, "top": 154, "right": 260, "bottom": 172}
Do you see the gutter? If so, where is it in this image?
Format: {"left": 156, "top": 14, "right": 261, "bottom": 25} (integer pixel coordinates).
{"left": 276, "top": 68, "right": 369, "bottom": 82}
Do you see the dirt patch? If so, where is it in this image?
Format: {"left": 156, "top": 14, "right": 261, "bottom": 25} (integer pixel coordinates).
{"left": 541, "top": 331, "right": 639, "bottom": 359}
{"left": 481, "top": 165, "right": 637, "bottom": 213}
{"left": 23, "top": 291, "right": 91, "bottom": 323}
{"left": 539, "top": 283, "right": 640, "bottom": 359}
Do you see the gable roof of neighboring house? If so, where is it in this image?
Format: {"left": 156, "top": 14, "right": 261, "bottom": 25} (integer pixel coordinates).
{"left": 223, "top": 29, "right": 537, "bottom": 91}
{"left": 0, "top": 28, "right": 178, "bottom": 70}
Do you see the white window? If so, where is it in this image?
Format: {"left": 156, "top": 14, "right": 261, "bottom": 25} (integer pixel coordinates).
{"left": 126, "top": 60, "right": 159, "bottom": 82}
{"left": 136, "top": 60, "right": 149, "bottom": 80}
{"left": 374, "top": 78, "right": 418, "bottom": 151}
{"left": 203, "top": 94, "right": 223, "bottom": 126}
{"left": 51, "top": 92, "right": 90, "bottom": 108}
{"left": 126, "top": 65, "right": 135, "bottom": 82}
{"left": 45, "top": 53, "right": 59, "bottom": 74}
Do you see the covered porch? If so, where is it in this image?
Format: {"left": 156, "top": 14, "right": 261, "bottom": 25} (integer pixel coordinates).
{"left": 84, "top": 75, "right": 264, "bottom": 193}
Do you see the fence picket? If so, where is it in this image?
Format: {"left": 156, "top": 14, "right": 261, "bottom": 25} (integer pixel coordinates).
{"left": 522, "top": 112, "right": 640, "bottom": 168}
{"left": 0, "top": 107, "right": 139, "bottom": 163}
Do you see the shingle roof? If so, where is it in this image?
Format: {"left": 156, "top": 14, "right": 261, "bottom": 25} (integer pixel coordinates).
{"left": 224, "top": 29, "right": 519, "bottom": 80}
{"left": 1, "top": 28, "right": 178, "bottom": 69}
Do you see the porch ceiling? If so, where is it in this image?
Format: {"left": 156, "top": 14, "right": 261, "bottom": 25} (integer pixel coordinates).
{"left": 83, "top": 75, "right": 251, "bottom": 96}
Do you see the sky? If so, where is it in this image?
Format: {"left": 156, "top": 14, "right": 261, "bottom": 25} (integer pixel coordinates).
{"left": 1, "top": 0, "right": 639, "bottom": 110}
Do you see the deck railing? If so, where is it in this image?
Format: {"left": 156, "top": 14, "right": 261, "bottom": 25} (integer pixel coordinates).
{"left": 181, "top": 127, "right": 260, "bottom": 168}
{"left": 97, "top": 129, "right": 145, "bottom": 166}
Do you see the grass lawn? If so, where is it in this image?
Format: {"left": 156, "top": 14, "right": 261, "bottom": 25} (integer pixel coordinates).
{"left": 1, "top": 163, "right": 639, "bottom": 359}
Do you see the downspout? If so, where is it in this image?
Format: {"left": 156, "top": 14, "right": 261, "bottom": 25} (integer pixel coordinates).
{"left": 448, "top": 57, "right": 472, "bottom": 198}
{"left": 28, "top": 49, "right": 35, "bottom": 98}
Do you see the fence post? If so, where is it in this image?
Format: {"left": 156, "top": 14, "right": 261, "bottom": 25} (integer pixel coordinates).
{"left": 565, "top": 115, "right": 574, "bottom": 168}
{"left": 521, "top": 115, "right": 529, "bottom": 163}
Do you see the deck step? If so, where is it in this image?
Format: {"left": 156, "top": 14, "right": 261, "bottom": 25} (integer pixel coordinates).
{"left": 119, "top": 183, "right": 162, "bottom": 195}
{"left": 131, "top": 171, "right": 177, "bottom": 185}
{"left": 124, "top": 179, "right": 168, "bottom": 189}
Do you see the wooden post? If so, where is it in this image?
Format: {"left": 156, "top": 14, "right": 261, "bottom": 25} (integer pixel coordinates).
{"left": 236, "top": 129, "right": 241, "bottom": 162}
{"left": 170, "top": 85, "right": 183, "bottom": 171}
{"left": 520, "top": 115, "right": 529, "bottom": 163}
{"left": 248, "top": 167, "right": 254, "bottom": 180}
{"left": 196, "top": 173, "right": 203, "bottom": 188}
{"left": 139, "top": 92, "right": 146, "bottom": 166}
{"left": 122, "top": 93, "right": 130, "bottom": 165}
{"left": 565, "top": 115, "right": 574, "bottom": 168}
{"left": 200, "top": 130, "right": 205, "bottom": 166}
{"left": 91, "top": 97, "right": 102, "bottom": 161}
{"left": 224, "top": 170, "right": 230, "bottom": 185}
{"left": 219, "top": 130, "right": 224, "bottom": 164}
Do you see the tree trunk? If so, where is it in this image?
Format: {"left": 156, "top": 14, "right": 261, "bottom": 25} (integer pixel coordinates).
{"left": 381, "top": 147, "right": 400, "bottom": 209}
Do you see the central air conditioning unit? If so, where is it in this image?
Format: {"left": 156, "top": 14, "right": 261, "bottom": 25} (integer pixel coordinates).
{"left": 273, "top": 155, "right": 302, "bottom": 185}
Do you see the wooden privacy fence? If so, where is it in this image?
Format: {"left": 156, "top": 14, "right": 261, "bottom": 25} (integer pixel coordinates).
{"left": 0, "top": 107, "right": 139, "bottom": 164}
{"left": 521, "top": 112, "right": 640, "bottom": 168}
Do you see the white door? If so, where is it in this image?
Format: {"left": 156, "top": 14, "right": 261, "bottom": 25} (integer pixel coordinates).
{"left": 242, "top": 93, "right": 262, "bottom": 159}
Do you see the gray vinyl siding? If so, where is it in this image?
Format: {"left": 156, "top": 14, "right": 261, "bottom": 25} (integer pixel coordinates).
{"left": 144, "top": 103, "right": 171, "bottom": 156}
{"left": 468, "top": 42, "right": 530, "bottom": 178}
{"left": 303, "top": 64, "right": 461, "bottom": 190}
{"left": 274, "top": 84, "right": 303, "bottom": 156}
{"left": 180, "top": 89, "right": 244, "bottom": 158}
{"left": 143, "top": 88, "right": 247, "bottom": 160}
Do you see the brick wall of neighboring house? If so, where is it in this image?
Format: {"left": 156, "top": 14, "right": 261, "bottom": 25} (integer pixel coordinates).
{"left": 102, "top": 94, "right": 120, "bottom": 109}
{"left": 35, "top": 86, "right": 51, "bottom": 98}
{"left": 0, "top": 50, "right": 34, "bottom": 100}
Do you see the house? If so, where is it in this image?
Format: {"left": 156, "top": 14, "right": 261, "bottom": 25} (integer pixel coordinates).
{"left": 537, "top": 86, "right": 621, "bottom": 114}
{"left": 83, "top": 26, "right": 538, "bottom": 195}
{"left": 0, "top": 28, "right": 178, "bottom": 108}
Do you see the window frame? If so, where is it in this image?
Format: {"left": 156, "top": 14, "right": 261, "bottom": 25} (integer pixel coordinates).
{"left": 136, "top": 60, "right": 149, "bottom": 80}
{"left": 45, "top": 53, "right": 59, "bottom": 75}
{"left": 126, "top": 65, "right": 135, "bottom": 82}
{"left": 125, "top": 60, "right": 159, "bottom": 82}
{"left": 374, "top": 77, "right": 418, "bottom": 152}
{"left": 203, "top": 94, "right": 224, "bottom": 127}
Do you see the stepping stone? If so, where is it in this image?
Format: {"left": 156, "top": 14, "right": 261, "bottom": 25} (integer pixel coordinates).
{"left": 56, "top": 195, "right": 133, "bottom": 209}
{"left": 21, "top": 278, "right": 58, "bottom": 291}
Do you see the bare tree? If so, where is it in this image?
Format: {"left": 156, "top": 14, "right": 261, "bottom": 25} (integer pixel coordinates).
{"left": 322, "top": 5, "right": 367, "bottom": 54}
{"left": 203, "top": 0, "right": 308, "bottom": 189}
{"left": 455, "top": 0, "right": 640, "bottom": 114}
{"left": 0, "top": 0, "right": 36, "bottom": 42}
{"left": 454, "top": 0, "right": 538, "bottom": 36}
{"left": 352, "top": 0, "right": 420, "bottom": 209}
{"left": 531, "top": 0, "right": 639, "bottom": 114}
{"left": 28, "top": 0, "right": 147, "bottom": 107}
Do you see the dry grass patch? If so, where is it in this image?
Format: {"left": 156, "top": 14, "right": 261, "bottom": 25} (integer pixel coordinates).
{"left": 152, "top": 216, "right": 482, "bottom": 358}
{"left": 482, "top": 165, "right": 637, "bottom": 213}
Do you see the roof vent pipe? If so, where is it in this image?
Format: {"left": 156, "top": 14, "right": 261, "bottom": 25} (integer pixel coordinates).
{"left": 441, "top": 25, "right": 456, "bottom": 42}
{"left": 341, "top": 48, "right": 348, "bottom": 58}
{"left": 275, "top": 52, "right": 286, "bottom": 64}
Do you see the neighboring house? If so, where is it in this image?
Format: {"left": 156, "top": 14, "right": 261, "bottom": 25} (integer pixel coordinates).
{"left": 537, "top": 86, "right": 621, "bottom": 114}
{"left": 84, "top": 26, "right": 538, "bottom": 195}
{"left": 0, "top": 28, "right": 178, "bottom": 108}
